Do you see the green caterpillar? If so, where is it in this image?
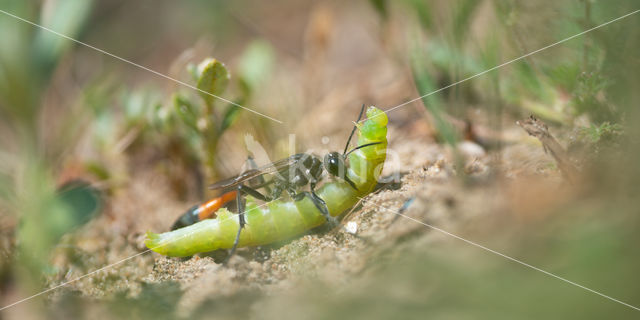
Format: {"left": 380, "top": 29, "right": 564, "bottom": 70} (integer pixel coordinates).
{"left": 145, "top": 106, "right": 388, "bottom": 257}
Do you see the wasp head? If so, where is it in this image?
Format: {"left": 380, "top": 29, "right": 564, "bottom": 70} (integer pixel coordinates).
{"left": 323, "top": 152, "right": 344, "bottom": 177}
{"left": 324, "top": 152, "right": 358, "bottom": 190}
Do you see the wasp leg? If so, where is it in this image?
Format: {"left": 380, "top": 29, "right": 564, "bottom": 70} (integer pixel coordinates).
{"left": 344, "top": 175, "right": 359, "bottom": 191}
{"left": 225, "top": 188, "right": 246, "bottom": 264}
{"left": 225, "top": 184, "right": 272, "bottom": 264}
{"left": 293, "top": 184, "right": 337, "bottom": 225}
{"left": 238, "top": 185, "right": 271, "bottom": 201}
{"left": 310, "top": 183, "right": 338, "bottom": 225}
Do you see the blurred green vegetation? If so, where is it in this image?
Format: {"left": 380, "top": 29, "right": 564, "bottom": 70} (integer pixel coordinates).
{"left": 167, "top": 42, "right": 274, "bottom": 186}
{"left": 0, "top": 0, "right": 99, "bottom": 286}
{"left": 380, "top": 0, "right": 638, "bottom": 143}
{"left": 0, "top": 0, "right": 271, "bottom": 303}
{"left": 579, "top": 121, "right": 623, "bottom": 143}
{"left": 113, "top": 41, "right": 274, "bottom": 196}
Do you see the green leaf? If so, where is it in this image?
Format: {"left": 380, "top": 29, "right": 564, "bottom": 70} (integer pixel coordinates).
{"left": 546, "top": 64, "right": 581, "bottom": 93}
{"left": 33, "top": 0, "right": 94, "bottom": 75}
{"left": 452, "top": 0, "right": 481, "bottom": 44}
{"left": 84, "top": 161, "right": 111, "bottom": 181}
{"left": 369, "top": 0, "right": 388, "bottom": 20}
{"left": 428, "top": 39, "right": 482, "bottom": 76}
{"left": 150, "top": 102, "right": 168, "bottom": 129}
{"left": 173, "top": 94, "right": 200, "bottom": 132}
{"left": 186, "top": 62, "right": 199, "bottom": 81}
{"left": 195, "top": 58, "right": 230, "bottom": 106}
{"left": 238, "top": 40, "right": 275, "bottom": 93}
{"left": 220, "top": 105, "right": 242, "bottom": 133}
{"left": 57, "top": 181, "right": 102, "bottom": 229}
{"left": 407, "top": 0, "right": 432, "bottom": 30}
{"left": 410, "top": 41, "right": 458, "bottom": 146}
{"left": 122, "top": 89, "right": 148, "bottom": 124}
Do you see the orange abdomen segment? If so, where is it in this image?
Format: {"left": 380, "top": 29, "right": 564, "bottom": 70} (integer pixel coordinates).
{"left": 196, "top": 190, "right": 238, "bottom": 221}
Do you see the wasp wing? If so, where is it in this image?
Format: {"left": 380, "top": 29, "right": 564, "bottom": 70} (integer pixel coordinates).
{"left": 208, "top": 154, "right": 308, "bottom": 190}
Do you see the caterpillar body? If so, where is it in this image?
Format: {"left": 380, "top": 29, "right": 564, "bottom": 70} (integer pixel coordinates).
{"left": 145, "top": 106, "right": 388, "bottom": 257}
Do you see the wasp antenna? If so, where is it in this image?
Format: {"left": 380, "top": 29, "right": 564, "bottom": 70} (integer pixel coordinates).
{"left": 343, "top": 104, "right": 366, "bottom": 155}
{"left": 345, "top": 142, "right": 382, "bottom": 157}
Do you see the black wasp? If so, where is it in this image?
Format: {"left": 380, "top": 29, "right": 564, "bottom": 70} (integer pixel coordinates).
{"left": 208, "top": 104, "right": 380, "bottom": 256}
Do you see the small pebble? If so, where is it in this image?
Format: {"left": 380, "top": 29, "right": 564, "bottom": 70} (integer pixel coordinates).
{"left": 345, "top": 221, "right": 358, "bottom": 234}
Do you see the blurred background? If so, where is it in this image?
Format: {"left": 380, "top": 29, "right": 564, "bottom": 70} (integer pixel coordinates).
{"left": 1, "top": 0, "right": 639, "bottom": 319}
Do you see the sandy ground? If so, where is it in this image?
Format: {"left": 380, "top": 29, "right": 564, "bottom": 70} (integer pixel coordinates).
{"left": 0, "top": 118, "right": 567, "bottom": 319}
